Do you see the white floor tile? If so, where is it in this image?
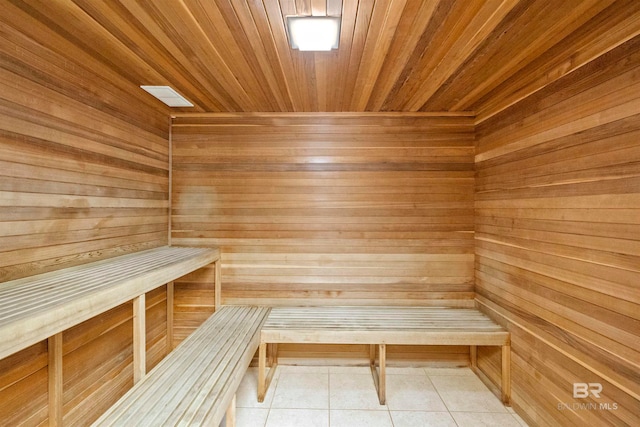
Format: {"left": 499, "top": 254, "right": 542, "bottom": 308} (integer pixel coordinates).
{"left": 451, "top": 412, "right": 523, "bottom": 427}
{"left": 329, "top": 366, "right": 371, "bottom": 374}
{"left": 278, "top": 365, "right": 329, "bottom": 374}
{"left": 330, "top": 409, "right": 393, "bottom": 427}
{"left": 237, "top": 367, "right": 278, "bottom": 408}
{"left": 429, "top": 375, "right": 507, "bottom": 413}
{"left": 385, "top": 375, "right": 448, "bottom": 411}
{"left": 385, "top": 367, "right": 429, "bottom": 376}
{"left": 511, "top": 412, "right": 530, "bottom": 426}
{"left": 265, "top": 408, "right": 329, "bottom": 427}
{"left": 390, "top": 411, "right": 457, "bottom": 427}
{"left": 235, "top": 407, "right": 269, "bottom": 427}
{"left": 235, "top": 365, "right": 529, "bottom": 427}
{"left": 271, "top": 372, "right": 329, "bottom": 409}
{"left": 329, "top": 373, "right": 386, "bottom": 410}
{"left": 424, "top": 367, "right": 474, "bottom": 376}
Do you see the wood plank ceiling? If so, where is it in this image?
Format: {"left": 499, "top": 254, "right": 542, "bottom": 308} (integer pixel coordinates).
{"left": 5, "top": 0, "right": 640, "bottom": 120}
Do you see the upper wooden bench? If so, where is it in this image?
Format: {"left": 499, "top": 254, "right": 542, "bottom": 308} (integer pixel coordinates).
{"left": 0, "top": 245, "right": 220, "bottom": 361}
{"left": 0, "top": 245, "right": 220, "bottom": 425}
{"left": 93, "top": 305, "right": 270, "bottom": 427}
{"left": 258, "top": 306, "right": 511, "bottom": 405}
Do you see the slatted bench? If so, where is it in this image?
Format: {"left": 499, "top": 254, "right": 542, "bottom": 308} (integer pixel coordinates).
{"left": 93, "top": 305, "right": 271, "bottom": 427}
{"left": 258, "top": 306, "right": 511, "bottom": 405}
{"left": 0, "top": 245, "right": 220, "bottom": 424}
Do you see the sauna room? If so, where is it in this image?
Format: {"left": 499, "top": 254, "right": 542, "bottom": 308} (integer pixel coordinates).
{"left": 0, "top": 0, "right": 638, "bottom": 426}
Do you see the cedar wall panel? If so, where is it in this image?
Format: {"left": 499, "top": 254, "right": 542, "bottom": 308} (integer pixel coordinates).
{"left": 0, "top": 3, "right": 170, "bottom": 425}
{"left": 172, "top": 113, "right": 475, "bottom": 306}
{"left": 171, "top": 113, "right": 474, "bottom": 363}
{"left": 475, "top": 36, "right": 640, "bottom": 426}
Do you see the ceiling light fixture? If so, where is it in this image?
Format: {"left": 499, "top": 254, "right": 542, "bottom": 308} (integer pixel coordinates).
{"left": 140, "top": 85, "right": 194, "bottom": 107}
{"left": 287, "top": 16, "right": 341, "bottom": 51}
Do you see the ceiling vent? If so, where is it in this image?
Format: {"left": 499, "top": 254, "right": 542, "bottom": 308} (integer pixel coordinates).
{"left": 140, "top": 85, "right": 194, "bottom": 107}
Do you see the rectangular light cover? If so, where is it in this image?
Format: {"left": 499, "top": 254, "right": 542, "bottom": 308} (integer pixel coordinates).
{"left": 140, "top": 85, "right": 194, "bottom": 107}
{"left": 287, "top": 16, "right": 341, "bottom": 51}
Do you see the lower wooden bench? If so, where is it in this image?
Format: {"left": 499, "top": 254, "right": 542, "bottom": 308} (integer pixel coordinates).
{"left": 93, "top": 305, "right": 270, "bottom": 427}
{"left": 258, "top": 306, "right": 511, "bottom": 405}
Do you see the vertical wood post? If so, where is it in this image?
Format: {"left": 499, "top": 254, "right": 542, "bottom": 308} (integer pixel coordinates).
{"left": 470, "top": 345, "right": 477, "bottom": 368}
{"left": 501, "top": 343, "right": 511, "bottom": 405}
{"left": 369, "top": 344, "right": 376, "bottom": 367}
{"left": 225, "top": 393, "right": 236, "bottom": 427}
{"left": 369, "top": 343, "right": 386, "bottom": 405}
{"left": 48, "top": 333, "right": 63, "bottom": 427}
{"left": 268, "top": 343, "right": 279, "bottom": 367}
{"left": 133, "top": 295, "right": 146, "bottom": 383}
{"left": 378, "top": 344, "right": 386, "bottom": 405}
{"left": 258, "top": 342, "right": 267, "bottom": 402}
{"left": 166, "top": 281, "right": 174, "bottom": 352}
{"left": 214, "top": 259, "right": 221, "bottom": 310}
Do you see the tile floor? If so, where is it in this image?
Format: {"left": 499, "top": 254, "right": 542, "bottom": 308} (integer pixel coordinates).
{"left": 230, "top": 365, "right": 529, "bottom": 427}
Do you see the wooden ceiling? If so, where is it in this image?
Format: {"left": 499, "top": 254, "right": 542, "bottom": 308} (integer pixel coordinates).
{"left": 4, "top": 0, "right": 640, "bottom": 120}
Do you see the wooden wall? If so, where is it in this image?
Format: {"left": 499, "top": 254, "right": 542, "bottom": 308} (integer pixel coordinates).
{"left": 171, "top": 113, "right": 475, "bottom": 364}
{"left": 171, "top": 113, "right": 475, "bottom": 306}
{"left": 475, "top": 36, "right": 640, "bottom": 426}
{"left": 0, "top": 3, "right": 171, "bottom": 425}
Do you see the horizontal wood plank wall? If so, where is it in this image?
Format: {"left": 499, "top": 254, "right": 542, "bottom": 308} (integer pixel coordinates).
{"left": 172, "top": 113, "right": 475, "bottom": 306}
{"left": 475, "top": 36, "right": 640, "bottom": 427}
{"left": 0, "top": 3, "right": 170, "bottom": 425}
{"left": 271, "top": 343, "right": 469, "bottom": 367}
{"left": 171, "top": 113, "right": 474, "bottom": 362}
{"left": 172, "top": 265, "right": 218, "bottom": 347}
{"left": 60, "top": 288, "right": 169, "bottom": 426}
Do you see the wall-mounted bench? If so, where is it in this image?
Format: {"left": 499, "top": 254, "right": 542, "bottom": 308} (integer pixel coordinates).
{"left": 0, "top": 245, "right": 220, "bottom": 425}
{"left": 93, "top": 305, "right": 270, "bottom": 427}
{"left": 258, "top": 306, "right": 511, "bottom": 405}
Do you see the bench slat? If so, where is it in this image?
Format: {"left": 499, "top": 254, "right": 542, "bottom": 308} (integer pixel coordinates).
{"left": 0, "top": 246, "right": 219, "bottom": 360}
{"left": 111, "top": 307, "right": 243, "bottom": 421}
{"left": 93, "top": 305, "right": 271, "bottom": 427}
{"left": 138, "top": 307, "right": 252, "bottom": 424}
{"left": 262, "top": 306, "right": 508, "bottom": 345}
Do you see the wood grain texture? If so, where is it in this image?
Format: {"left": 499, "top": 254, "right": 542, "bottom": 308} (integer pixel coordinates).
{"left": 258, "top": 306, "right": 509, "bottom": 404}
{"left": 0, "top": 343, "right": 48, "bottom": 427}
{"left": 0, "top": 1, "right": 638, "bottom": 425}
{"left": 0, "top": 245, "right": 217, "bottom": 425}
{"left": 0, "top": 246, "right": 219, "bottom": 360}
{"left": 0, "top": 0, "right": 171, "bottom": 283}
{"left": 172, "top": 113, "right": 475, "bottom": 307}
{"left": 475, "top": 35, "right": 640, "bottom": 427}
{"left": 5, "top": 1, "right": 639, "bottom": 118}
{"left": 0, "top": 2, "right": 170, "bottom": 424}
{"left": 172, "top": 264, "right": 219, "bottom": 347}
{"left": 94, "top": 306, "right": 270, "bottom": 427}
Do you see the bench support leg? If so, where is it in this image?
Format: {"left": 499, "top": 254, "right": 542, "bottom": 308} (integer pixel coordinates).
{"left": 166, "top": 282, "right": 174, "bottom": 352}
{"left": 48, "top": 333, "right": 63, "bottom": 427}
{"left": 258, "top": 342, "right": 278, "bottom": 403}
{"left": 225, "top": 393, "right": 236, "bottom": 427}
{"left": 501, "top": 344, "right": 511, "bottom": 406}
{"left": 268, "top": 343, "right": 278, "bottom": 367}
{"left": 369, "top": 344, "right": 386, "bottom": 405}
{"left": 470, "top": 345, "right": 477, "bottom": 368}
{"left": 214, "top": 259, "right": 222, "bottom": 310}
{"left": 133, "top": 294, "right": 146, "bottom": 383}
